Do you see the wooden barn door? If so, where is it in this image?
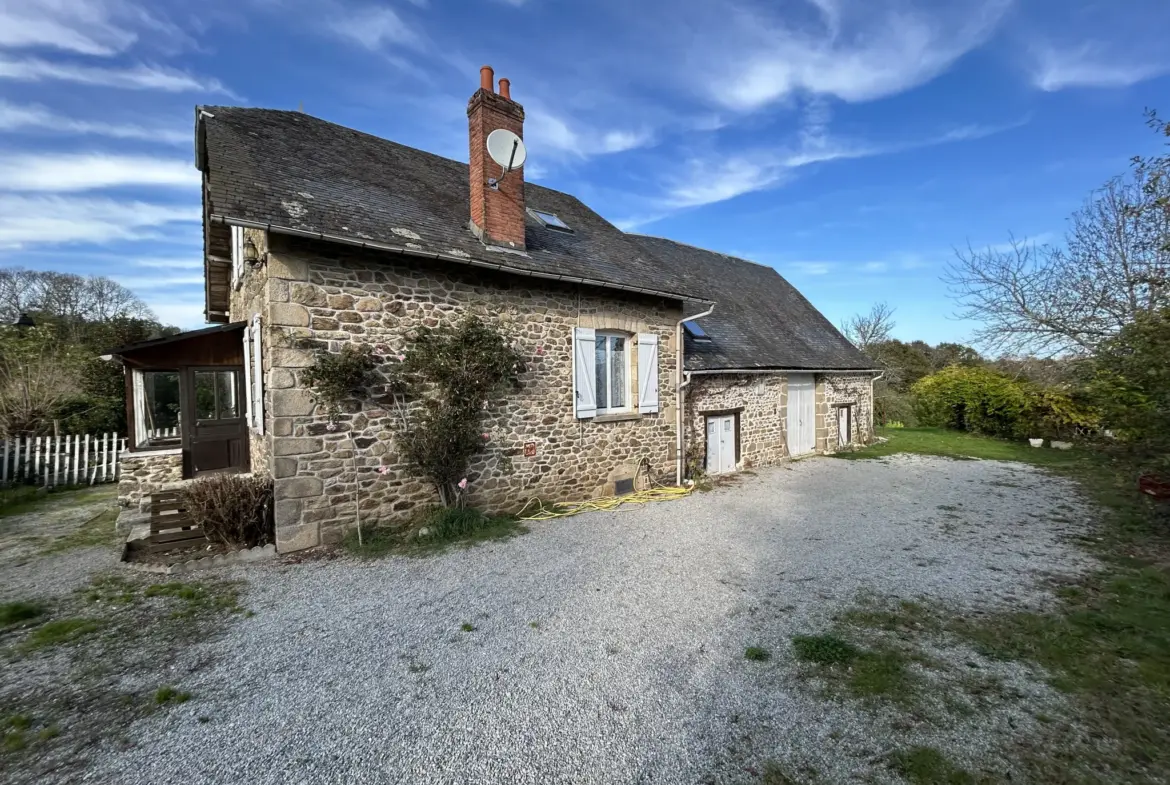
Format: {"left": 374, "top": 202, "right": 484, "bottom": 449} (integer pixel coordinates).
{"left": 184, "top": 367, "right": 248, "bottom": 476}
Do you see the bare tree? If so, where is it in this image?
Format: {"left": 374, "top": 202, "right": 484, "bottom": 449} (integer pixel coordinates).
{"left": 0, "top": 268, "right": 156, "bottom": 332}
{"left": 945, "top": 147, "right": 1170, "bottom": 358}
{"left": 0, "top": 326, "right": 84, "bottom": 437}
{"left": 841, "top": 301, "right": 897, "bottom": 351}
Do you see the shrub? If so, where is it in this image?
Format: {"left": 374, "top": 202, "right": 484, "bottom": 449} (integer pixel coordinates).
{"left": 180, "top": 473, "right": 273, "bottom": 548}
{"left": 912, "top": 365, "right": 1096, "bottom": 440}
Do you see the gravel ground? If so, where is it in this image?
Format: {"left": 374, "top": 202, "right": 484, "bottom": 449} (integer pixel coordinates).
{"left": 80, "top": 455, "right": 1099, "bottom": 785}
{"left": 0, "top": 486, "right": 120, "bottom": 603}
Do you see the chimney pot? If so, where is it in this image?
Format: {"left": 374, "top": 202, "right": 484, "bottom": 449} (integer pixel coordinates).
{"left": 480, "top": 65, "right": 495, "bottom": 93}
{"left": 498, "top": 78, "right": 511, "bottom": 100}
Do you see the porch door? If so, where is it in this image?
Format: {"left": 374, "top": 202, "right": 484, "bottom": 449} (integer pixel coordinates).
{"left": 787, "top": 374, "right": 816, "bottom": 456}
{"left": 184, "top": 367, "right": 249, "bottom": 476}
{"left": 705, "top": 414, "right": 737, "bottom": 474}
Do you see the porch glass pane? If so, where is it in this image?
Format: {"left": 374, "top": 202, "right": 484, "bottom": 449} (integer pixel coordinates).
{"left": 195, "top": 370, "right": 239, "bottom": 421}
{"left": 139, "top": 371, "right": 181, "bottom": 447}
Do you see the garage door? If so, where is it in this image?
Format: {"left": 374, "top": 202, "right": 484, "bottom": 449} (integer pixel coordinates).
{"left": 786, "top": 374, "right": 816, "bottom": 456}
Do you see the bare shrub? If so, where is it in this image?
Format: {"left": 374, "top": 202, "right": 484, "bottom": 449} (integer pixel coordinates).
{"left": 180, "top": 474, "right": 273, "bottom": 548}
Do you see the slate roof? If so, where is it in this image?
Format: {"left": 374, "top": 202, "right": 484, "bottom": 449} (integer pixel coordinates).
{"left": 631, "top": 236, "right": 877, "bottom": 371}
{"left": 196, "top": 107, "right": 697, "bottom": 301}
{"left": 196, "top": 106, "right": 876, "bottom": 373}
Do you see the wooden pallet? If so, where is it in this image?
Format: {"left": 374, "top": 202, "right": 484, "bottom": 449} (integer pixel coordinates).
{"left": 144, "top": 491, "right": 209, "bottom": 553}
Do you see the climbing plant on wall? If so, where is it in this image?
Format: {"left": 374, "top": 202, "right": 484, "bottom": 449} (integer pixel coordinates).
{"left": 384, "top": 317, "right": 525, "bottom": 508}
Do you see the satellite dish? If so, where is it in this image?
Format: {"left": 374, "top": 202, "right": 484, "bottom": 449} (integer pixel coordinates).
{"left": 486, "top": 128, "right": 526, "bottom": 172}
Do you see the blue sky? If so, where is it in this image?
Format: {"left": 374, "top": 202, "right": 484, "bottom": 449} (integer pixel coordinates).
{"left": 1, "top": 0, "right": 1167, "bottom": 345}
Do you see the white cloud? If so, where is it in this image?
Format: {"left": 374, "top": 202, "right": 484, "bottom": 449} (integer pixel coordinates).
{"left": 328, "top": 4, "right": 422, "bottom": 51}
{"left": 790, "top": 262, "right": 833, "bottom": 276}
{"left": 1030, "top": 43, "right": 1167, "bottom": 91}
{"left": 146, "top": 297, "right": 208, "bottom": 330}
{"left": 862, "top": 261, "right": 888, "bottom": 272}
{"left": 705, "top": 0, "right": 1009, "bottom": 111}
{"left": 0, "top": 55, "right": 235, "bottom": 96}
{"left": 0, "top": 100, "right": 189, "bottom": 144}
{"left": 0, "top": 153, "right": 197, "bottom": 192}
{"left": 112, "top": 274, "right": 206, "bottom": 288}
{"left": 0, "top": 194, "right": 198, "bottom": 248}
{"left": 130, "top": 257, "right": 204, "bottom": 269}
{"left": 0, "top": 0, "right": 136, "bottom": 56}
{"left": 526, "top": 106, "right": 654, "bottom": 160}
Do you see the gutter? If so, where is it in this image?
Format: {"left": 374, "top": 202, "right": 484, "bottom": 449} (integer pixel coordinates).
{"left": 209, "top": 215, "right": 706, "bottom": 305}
{"left": 675, "top": 304, "right": 715, "bottom": 486}
{"left": 684, "top": 368, "right": 884, "bottom": 375}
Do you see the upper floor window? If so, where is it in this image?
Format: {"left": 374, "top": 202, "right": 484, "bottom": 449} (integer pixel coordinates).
{"left": 595, "top": 332, "right": 629, "bottom": 413}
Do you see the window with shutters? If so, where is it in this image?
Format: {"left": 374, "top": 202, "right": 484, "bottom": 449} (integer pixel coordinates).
{"left": 573, "top": 327, "right": 659, "bottom": 420}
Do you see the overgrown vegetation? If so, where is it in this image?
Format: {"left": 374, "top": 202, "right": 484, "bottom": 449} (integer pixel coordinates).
{"left": 791, "top": 633, "right": 917, "bottom": 704}
{"left": 0, "top": 268, "right": 178, "bottom": 438}
{"left": 19, "top": 618, "right": 103, "bottom": 652}
{"left": 842, "top": 426, "right": 1170, "bottom": 782}
{"left": 341, "top": 505, "right": 528, "bottom": 559}
{"left": 888, "top": 746, "right": 979, "bottom": 785}
{"left": 0, "top": 602, "right": 44, "bottom": 627}
{"left": 39, "top": 506, "right": 119, "bottom": 554}
{"left": 744, "top": 646, "right": 771, "bottom": 662}
{"left": 180, "top": 473, "right": 273, "bottom": 548}
{"left": 913, "top": 365, "right": 1096, "bottom": 440}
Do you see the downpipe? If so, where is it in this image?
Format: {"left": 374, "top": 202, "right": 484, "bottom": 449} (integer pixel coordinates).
{"left": 675, "top": 304, "right": 715, "bottom": 485}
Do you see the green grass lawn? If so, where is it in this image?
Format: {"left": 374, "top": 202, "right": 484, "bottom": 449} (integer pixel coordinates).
{"left": 839, "top": 426, "right": 1170, "bottom": 783}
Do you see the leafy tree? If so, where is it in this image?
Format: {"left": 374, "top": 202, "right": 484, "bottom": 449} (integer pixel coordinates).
{"left": 1084, "top": 307, "right": 1170, "bottom": 463}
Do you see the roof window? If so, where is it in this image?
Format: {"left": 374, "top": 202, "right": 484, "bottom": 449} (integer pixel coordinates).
{"left": 683, "top": 320, "right": 711, "bottom": 342}
{"left": 528, "top": 209, "right": 572, "bottom": 231}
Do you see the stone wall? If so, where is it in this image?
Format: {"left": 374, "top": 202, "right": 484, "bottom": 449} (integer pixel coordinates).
{"left": 685, "top": 374, "right": 789, "bottom": 471}
{"left": 822, "top": 373, "right": 876, "bottom": 448}
{"left": 687, "top": 371, "right": 876, "bottom": 472}
{"left": 117, "top": 450, "right": 184, "bottom": 509}
{"left": 231, "top": 227, "right": 275, "bottom": 482}
{"left": 241, "top": 233, "right": 683, "bottom": 552}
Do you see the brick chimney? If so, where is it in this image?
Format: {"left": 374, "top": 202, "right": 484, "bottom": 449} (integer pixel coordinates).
{"left": 468, "top": 65, "right": 526, "bottom": 250}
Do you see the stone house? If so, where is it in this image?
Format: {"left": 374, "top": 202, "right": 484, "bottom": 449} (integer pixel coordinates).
{"left": 112, "top": 66, "right": 879, "bottom": 552}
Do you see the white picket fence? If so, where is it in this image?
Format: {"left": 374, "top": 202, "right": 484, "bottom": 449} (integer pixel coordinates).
{"left": 0, "top": 432, "right": 126, "bottom": 488}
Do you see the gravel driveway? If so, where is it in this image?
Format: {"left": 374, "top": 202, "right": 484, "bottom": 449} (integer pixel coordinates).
{"left": 83, "top": 455, "right": 1097, "bottom": 785}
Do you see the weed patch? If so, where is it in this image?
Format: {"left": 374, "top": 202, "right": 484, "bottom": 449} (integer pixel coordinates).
{"left": 153, "top": 686, "right": 191, "bottom": 705}
{"left": 744, "top": 646, "right": 771, "bottom": 662}
{"left": 888, "top": 746, "right": 978, "bottom": 784}
{"left": 0, "top": 602, "right": 44, "bottom": 626}
{"left": 342, "top": 507, "right": 528, "bottom": 559}
{"left": 20, "top": 618, "right": 102, "bottom": 652}
{"left": 792, "top": 634, "right": 858, "bottom": 666}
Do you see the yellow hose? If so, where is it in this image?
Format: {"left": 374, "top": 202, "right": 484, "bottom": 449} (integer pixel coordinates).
{"left": 517, "top": 484, "right": 694, "bottom": 521}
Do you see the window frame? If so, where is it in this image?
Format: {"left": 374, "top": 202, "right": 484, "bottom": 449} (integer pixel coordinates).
{"left": 594, "top": 330, "right": 632, "bottom": 415}
{"left": 132, "top": 368, "right": 183, "bottom": 450}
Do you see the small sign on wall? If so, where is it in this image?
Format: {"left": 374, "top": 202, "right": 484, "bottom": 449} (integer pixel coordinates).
{"left": 524, "top": 442, "right": 537, "bottom": 457}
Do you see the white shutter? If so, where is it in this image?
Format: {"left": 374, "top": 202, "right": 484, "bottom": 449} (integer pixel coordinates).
{"left": 251, "top": 315, "right": 265, "bottom": 434}
{"left": 637, "top": 333, "right": 659, "bottom": 414}
{"left": 231, "top": 226, "right": 244, "bottom": 288}
{"left": 132, "top": 370, "right": 147, "bottom": 445}
{"left": 572, "top": 327, "right": 596, "bottom": 419}
{"left": 242, "top": 322, "right": 254, "bottom": 429}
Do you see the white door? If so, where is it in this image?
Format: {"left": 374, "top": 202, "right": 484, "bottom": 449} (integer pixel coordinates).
{"left": 705, "top": 415, "right": 737, "bottom": 474}
{"left": 787, "top": 374, "right": 816, "bottom": 456}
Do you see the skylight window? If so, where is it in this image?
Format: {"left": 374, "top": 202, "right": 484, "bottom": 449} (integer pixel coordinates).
{"left": 528, "top": 209, "right": 571, "bottom": 231}
{"left": 683, "top": 320, "right": 711, "bottom": 341}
